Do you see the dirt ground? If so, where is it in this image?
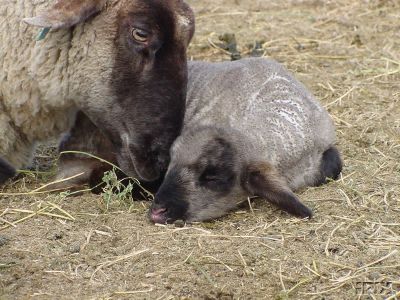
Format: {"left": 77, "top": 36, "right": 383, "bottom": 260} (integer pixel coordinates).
{"left": 1, "top": 0, "right": 399, "bottom": 299}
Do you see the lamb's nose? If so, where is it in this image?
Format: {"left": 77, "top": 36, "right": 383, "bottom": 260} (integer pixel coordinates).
{"left": 151, "top": 207, "right": 167, "bottom": 215}
{"left": 150, "top": 206, "right": 168, "bottom": 223}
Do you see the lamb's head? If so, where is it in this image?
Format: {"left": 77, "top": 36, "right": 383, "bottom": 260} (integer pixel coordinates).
{"left": 23, "top": 0, "right": 195, "bottom": 181}
{"left": 149, "top": 126, "right": 312, "bottom": 223}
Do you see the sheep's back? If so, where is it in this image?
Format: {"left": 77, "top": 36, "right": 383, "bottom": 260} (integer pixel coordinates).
{"left": 0, "top": 0, "right": 74, "bottom": 143}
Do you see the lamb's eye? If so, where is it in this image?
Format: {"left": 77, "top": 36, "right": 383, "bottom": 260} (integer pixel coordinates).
{"left": 200, "top": 167, "right": 219, "bottom": 183}
{"left": 131, "top": 28, "right": 149, "bottom": 43}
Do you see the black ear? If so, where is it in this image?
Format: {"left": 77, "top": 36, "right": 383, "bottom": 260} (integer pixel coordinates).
{"left": 242, "top": 162, "right": 312, "bottom": 218}
{"left": 0, "top": 157, "right": 16, "bottom": 185}
{"left": 197, "top": 137, "right": 236, "bottom": 194}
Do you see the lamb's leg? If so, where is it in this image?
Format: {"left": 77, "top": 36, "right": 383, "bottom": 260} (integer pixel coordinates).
{"left": 315, "top": 146, "right": 343, "bottom": 186}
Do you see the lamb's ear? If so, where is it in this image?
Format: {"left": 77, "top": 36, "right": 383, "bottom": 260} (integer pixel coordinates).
{"left": 23, "top": 0, "right": 106, "bottom": 29}
{"left": 241, "top": 162, "right": 312, "bottom": 218}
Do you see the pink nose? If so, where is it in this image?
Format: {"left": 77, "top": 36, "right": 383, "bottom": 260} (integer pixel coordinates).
{"left": 150, "top": 207, "right": 167, "bottom": 223}
{"left": 152, "top": 207, "right": 167, "bottom": 215}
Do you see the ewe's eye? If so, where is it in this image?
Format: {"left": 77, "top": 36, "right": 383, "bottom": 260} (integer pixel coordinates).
{"left": 131, "top": 28, "right": 149, "bottom": 43}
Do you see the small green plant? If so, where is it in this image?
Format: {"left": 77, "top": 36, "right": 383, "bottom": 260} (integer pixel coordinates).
{"left": 100, "top": 168, "right": 134, "bottom": 211}
{"left": 57, "top": 151, "right": 154, "bottom": 211}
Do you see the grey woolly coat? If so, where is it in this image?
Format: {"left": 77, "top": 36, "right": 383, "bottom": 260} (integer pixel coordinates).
{"left": 183, "top": 58, "right": 336, "bottom": 190}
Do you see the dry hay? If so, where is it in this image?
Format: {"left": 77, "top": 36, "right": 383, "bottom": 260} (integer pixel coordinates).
{"left": 0, "top": 0, "right": 399, "bottom": 299}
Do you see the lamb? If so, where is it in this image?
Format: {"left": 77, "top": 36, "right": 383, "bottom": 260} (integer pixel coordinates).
{"left": 150, "top": 58, "right": 342, "bottom": 222}
{"left": 53, "top": 57, "right": 342, "bottom": 222}
{"left": 0, "top": 0, "right": 195, "bottom": 184}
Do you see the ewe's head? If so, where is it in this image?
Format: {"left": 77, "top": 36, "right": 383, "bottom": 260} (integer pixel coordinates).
{"left": 149, "top": 126, "right": 312, "bottom": 223}
{"left": 23, "top": 0, "right": 195, "bottom": 181}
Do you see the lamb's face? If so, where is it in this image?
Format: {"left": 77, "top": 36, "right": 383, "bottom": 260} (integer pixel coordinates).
{"left": 149, "top": 128, "right": 245, "bottom": 223}
{"left": 24, "top": 0, "right": 195, "bottom": 182}
{"left": 149, "top": 127, "right": 313, "bottom": 223}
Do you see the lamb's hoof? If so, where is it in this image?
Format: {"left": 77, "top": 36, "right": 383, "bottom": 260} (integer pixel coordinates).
{"left": 317, "top": 146, "right": 343, "bottom": 185}
{"left": 295, "top": 203, "right": 313, "bottom": 219}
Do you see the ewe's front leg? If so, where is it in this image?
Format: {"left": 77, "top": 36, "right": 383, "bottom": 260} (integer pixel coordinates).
{"left": 0, "top": 157, "right": 16, "bottom": 184}
{"left": 53, "top": 112, "right": 162, "bottom": 197}
{"left": 46, "top": 111, "right": 116, "bottom": 193}
{"left": 0, "top": 113, "right": 35, "bottom": 184}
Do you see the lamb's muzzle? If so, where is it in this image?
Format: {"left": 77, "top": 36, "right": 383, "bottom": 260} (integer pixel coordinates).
{"left": 149, "top": 206, "right": 168, "bottom": 223}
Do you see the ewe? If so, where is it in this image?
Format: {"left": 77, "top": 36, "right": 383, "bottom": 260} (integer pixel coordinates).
{"left": 0, "top": 0, "right": 194, "bottom": 184}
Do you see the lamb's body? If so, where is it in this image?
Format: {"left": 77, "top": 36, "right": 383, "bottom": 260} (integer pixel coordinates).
{"left": 1, "top": 0, "right": 77, "bottom": 167}
{"left": 184, "top": 58, "right": 335, "bottom": 190}
{"left": 151, "top": 57, "right": 342, "bottom": 222}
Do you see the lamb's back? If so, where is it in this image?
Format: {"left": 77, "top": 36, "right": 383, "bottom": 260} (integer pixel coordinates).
{"left": 186, "top": 58, "right": 335, "bottom": 168}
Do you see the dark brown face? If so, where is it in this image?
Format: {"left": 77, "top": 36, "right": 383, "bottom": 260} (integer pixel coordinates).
{"left": 22, "top": 0, "right": 194, "bottom": 182}
{"left": 83, "top": 0, "right": 195, "bottom": 182}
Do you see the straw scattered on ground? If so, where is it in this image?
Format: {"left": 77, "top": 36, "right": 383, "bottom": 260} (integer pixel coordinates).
{"left": 1, "top": 0, "right": 399, "bottom": 299}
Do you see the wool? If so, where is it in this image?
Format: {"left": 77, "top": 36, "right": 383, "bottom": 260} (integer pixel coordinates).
{"left": 184, "top": 58, "right": 336, "bottom": 190}
{"left": 1, "top": 0, "right": 90, "bottom": 167}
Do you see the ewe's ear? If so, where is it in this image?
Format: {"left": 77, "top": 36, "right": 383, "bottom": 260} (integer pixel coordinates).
{"left": 23, "top": 0, "right": 106, "bottom": 29}
{"left": 241, "top": 162, "right": 312, "bottom": 218}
